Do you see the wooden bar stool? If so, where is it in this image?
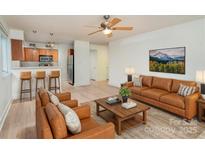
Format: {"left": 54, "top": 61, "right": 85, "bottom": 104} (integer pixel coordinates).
{"left": 20, "top": 71, "right": 32, "bottom": 101}
{"left": 35, "top": 71, "right": 46, "bottom": 91}
{"left": 48, "top": 70, "right": 60, "bottom": 93}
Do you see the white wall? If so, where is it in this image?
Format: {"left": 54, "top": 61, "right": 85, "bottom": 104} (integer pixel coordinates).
{"left": 109, "top": 19, "right": 205, "bottom": 87}
{"left": 90, "top": 44, "right": 108, "bottom": 81}
{"left": 0, "top": 16, "right": 12, "bottom": 130}
{"left": 74, "top": 40, "right": 90, "bottom": 86}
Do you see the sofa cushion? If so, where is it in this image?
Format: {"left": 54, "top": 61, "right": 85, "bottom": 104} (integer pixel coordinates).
{"left": 160, "top": 93, "right": 185, "bottom": 109}
{"left": 152, "top": 77, "right": 172, "bottom": 92}
{"left": 39, "top": 88, "right": 50, "bottom": 106}
{"left": 141, "top": 88, "right": 169, "bottom": 101}
{"left": 171, "top": 79, "right": 197, "bottom": 93}
{"left": 177, "top": 84, "right": 197, "bottom": 96}
{"left": 129, "top": 86, "right": 149, "bottom": 95}
{"left": 45, "top": 103, "right": 68, "bottom": 139}
{"left": 48, "top": 91, "right": 60, "bottom": 105}
{"left": 133, "top": 76, "right": 142, "bottom": 87}
{"left": 80, "top": 118, "right": 100, "bottom": 132}
{"left": 57, "top": 103, "right": 81, "bottom": 134}
{"left": 140, "top": 75, "right": 153, "bottom": 87}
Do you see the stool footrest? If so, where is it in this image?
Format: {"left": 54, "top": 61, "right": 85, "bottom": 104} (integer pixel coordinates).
{"left": 21, "top": 89, "right": 31, "bottom": 93}
{"left": 49, "top": 87, "right": 60, "bottom": 89}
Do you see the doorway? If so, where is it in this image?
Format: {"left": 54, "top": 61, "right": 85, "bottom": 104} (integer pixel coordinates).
{"left": 90, "top": 49, "right": 97, "bottom": 81}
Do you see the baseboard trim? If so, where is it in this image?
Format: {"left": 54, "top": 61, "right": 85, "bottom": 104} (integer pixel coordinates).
{"left": 0, "top": 99, "right": 13, "bottom": 131}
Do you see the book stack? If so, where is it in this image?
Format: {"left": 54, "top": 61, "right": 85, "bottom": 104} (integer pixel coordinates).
{"left": 121, "top": 101, "right": 137, "bottom": 109}
{"left": 106, "top": 96, "right": 121, "bottom": 105}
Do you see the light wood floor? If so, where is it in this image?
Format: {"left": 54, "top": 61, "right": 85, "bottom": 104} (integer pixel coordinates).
{"left": 0, "top": 80, "right": 205, "bottom": 139}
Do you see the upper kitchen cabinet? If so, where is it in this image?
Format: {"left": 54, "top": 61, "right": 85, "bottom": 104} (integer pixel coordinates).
{"left": 11, "top": 39, "right": 24, "bottom": 60}
{"left": 24, "top": 48, "right": 39, "bottom": 61}
{"left": 39, "top": 49, "right": 49, "bottom": 55}
{"left": 23, "top": 47, "right": 58, "bottom": 62}
{"left": 50, "top": 49, "right": 58, "bottom": 62}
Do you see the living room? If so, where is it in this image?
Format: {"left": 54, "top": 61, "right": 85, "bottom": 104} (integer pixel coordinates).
{"left": 0, "top": 0, "right": 205, "bottom": 153}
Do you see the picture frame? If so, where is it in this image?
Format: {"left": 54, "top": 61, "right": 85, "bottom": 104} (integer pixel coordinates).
{"left": 149, "top": 47, "right": 185, "bottom": 74}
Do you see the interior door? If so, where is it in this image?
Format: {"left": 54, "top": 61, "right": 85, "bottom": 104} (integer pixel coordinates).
{"left": 90, "top": 50, "right": 97, "bottom": 80}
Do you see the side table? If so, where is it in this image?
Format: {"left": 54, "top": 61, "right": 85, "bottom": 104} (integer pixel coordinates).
{"left": 198, "top": 98, "right": 205, "bottom": 122}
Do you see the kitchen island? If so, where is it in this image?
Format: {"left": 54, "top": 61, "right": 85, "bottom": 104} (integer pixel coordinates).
{"left": 11, "top": 66, "right": 61, "bottom": 100}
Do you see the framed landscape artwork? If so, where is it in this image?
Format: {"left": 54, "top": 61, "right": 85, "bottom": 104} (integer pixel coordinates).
{"left": 149, "top": 47, "right": 185, "bottom": 74}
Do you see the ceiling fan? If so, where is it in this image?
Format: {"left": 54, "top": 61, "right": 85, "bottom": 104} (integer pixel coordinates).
{"left": 87, "top": 15, "right": 133, "bottom": 38}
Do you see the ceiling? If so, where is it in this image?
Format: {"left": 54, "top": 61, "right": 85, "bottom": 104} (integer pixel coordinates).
{"left": 2, "top": 15, "right": 204, "bottom": 44}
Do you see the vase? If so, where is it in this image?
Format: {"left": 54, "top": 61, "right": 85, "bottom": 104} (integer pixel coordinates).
{"left": 122, "top": 96, "right": 128, "bottom": 103}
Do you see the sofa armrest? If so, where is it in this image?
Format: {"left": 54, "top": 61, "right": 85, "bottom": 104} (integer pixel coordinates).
{"left": 62, "top": 99, "right": 78, "bottom": 108}
{"left": 73, "top": 105, "right": 91, "bottom": 120}
{"left": 68, "top": 123, "right": 115, "bottom": 139}
{"left": 122, "top": 81, "right": 134, "bottom": 88}
{"left": 185, "top": 92, "right": 200, "bottom": 120}
{"left": 55, "top": 92, "right": 71, "bottom": 102}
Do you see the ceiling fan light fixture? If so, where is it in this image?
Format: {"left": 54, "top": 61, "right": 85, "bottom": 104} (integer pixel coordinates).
{"left": 103, "top": 28, "right": 112, "bottom": 35}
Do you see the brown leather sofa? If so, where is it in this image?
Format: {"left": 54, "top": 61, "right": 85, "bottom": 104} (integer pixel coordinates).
{"left": 36, "top": 89, "right": 115, "bottom": 139}
{"left": 124, "top": 75, "right": 200, "bottom": 120}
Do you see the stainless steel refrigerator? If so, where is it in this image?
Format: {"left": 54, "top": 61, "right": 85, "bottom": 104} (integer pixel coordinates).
{"left": 67, "top": 49, "right": 74, "bottom": 85}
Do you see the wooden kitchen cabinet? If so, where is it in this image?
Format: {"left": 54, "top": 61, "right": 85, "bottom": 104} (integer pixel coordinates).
{"left": 39, "top": 49, "right": 51, "bottom": 55}
{"left": 32, "top": 49, "right": 39, "bottom": 61}
{"left": 50, "top": 49, "right": 58, "bottom": 62}
{"left": 11, "top": 39, "right": 24, "bottom": 60}
{"left": 24, "top": 48, "right": 34, "bottom": 61}
{"left": 23, "top": 48, "right": 58, "bottom": 62}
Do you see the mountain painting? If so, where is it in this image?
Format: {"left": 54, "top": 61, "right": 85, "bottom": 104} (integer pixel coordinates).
{"left": 149, "top": 47, "right": 185, "bottom": 74}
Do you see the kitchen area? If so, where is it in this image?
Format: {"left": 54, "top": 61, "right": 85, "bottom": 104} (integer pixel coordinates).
{"left": 9, "top": 29, "right": 69, "bottom": 100}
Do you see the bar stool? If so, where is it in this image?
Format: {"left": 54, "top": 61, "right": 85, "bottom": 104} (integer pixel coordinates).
{"left": 20, "top": 71, "right": 32, "bottom": 101}
{"left": 48, "top": 70, "right": 60, "bottom": 93}
{"left": 35, "top": 71, "right": 46, "bottom": 91}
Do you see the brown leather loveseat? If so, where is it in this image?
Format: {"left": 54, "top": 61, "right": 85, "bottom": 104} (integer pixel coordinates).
{"left": 36, "top": 89, "right": 115, "bottom": 139}
{"left": 124, "top": 75, "right": 200, "bottom": 120}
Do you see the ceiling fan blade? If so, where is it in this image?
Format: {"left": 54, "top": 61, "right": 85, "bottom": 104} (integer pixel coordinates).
{"left": 112, "top": 27, "right": 133, "bottom": 30}
{"left": 106, "top": 33, "right": 112, "bottom": 38}
{"left": 88, "top": 29, "right": 103, "bottom": 35}
{"left": 108, "top": 18, "right": 122, "bottom": 27}
{"left": 85, "top": 25, "right": 101, "bottom": 28}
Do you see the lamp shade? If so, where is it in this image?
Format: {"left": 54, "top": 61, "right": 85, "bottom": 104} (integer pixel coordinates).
{"left": 196, "top": 70, "right": 205, "bottom": 83}
{"left": 125, "top": 67, "right": 135, "bottom": 75}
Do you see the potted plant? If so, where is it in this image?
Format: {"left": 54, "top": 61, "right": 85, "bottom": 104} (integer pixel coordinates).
{"left": 119, "top": 87, "right": 131, "bottom": 103}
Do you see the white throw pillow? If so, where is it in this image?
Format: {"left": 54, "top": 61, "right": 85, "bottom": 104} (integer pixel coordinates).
{"left": 133, "top": 76, "right": 142, "bottom": 87}
{"left": 178, "top": 84, "right": 196, "bottom": 96}
{"left": 48, "top": 91, "right": 60, "bottom": 105}
{"left": 57, "top": 103, "right": 81, "bottom": 134}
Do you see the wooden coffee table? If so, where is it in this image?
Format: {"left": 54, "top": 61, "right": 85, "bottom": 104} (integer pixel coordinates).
{"left": 95, "top": 96, "right": 150, "bottom": 135}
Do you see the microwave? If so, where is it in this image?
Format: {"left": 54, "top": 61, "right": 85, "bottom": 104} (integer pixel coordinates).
{"left": 39, "top": 55, "right": 53, "bottom": 62}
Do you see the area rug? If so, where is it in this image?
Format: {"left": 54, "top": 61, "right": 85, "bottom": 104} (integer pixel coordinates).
{"left": 84, "top": 101, "right": 205, "bottom": 139}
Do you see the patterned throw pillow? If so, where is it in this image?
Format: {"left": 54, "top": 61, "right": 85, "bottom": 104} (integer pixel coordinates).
{"left": 133, "top": 76, "right": 142, "bottom": 87}
{"left": 57, "top": 103, "right": 81, "bottom": 134}
{"left": 48, "top": 91, "right": 60, "bottom": 105}
{"left": 177, "top": 84, "right": 196, "bottom": 96}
